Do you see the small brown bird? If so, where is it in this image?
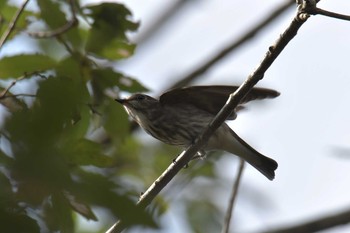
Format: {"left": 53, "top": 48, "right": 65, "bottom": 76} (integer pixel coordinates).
{"left": 116, "top": 85, "right": 279, "bottom": 180}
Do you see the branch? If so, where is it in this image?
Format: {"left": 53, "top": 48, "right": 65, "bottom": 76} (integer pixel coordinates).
{"left": 221, "top": 159, "right": 245, "bottom": 233}
{"left": 308, "top": 7, "right": 350, "bottom": 21}
{"left": 0, "top": 77, "right": 25, "bottom": 99}
{"left": 106, "top": 2, "right": 310, "bottom": 233}
{"left": 133, "top": 0, "right": 188, "bottom": 44}
{"left": 0, "top": 71, "right": 44, "bottom": 99}
{"left": 0, "top": 0, "right": 30, "bottom": 51}
{"left": 167, "top": 0, "right": 295, "bottom": 90}
{"left": 28, "top": 0, "right": 77, "bottom": 38}
{"left": 263, "top": 207, "right": 350, "bottom": 233}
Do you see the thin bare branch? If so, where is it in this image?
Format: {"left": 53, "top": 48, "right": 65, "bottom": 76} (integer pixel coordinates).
{"left": 134, "top": 0, "right": 188, "bottom": 45}
{"left": 0, "top": 77, "right": 25, "bottom": 99}
{"left": 0, "top": 0, "right": 30, "bottom": 51}
{"left": 309, "top": 7, "right": 350, "bottom": 21}
{"left": 263, "top": 207, "right": 350, "bottom": 233}
{"left": 168, "top": 0, "right": 295, "bottom": 90}
{"left": 28, "top": 0, "right": 77, "bottom": 38}
{"left": 221, "top": 159, "right": 245, "bottom": 233}
{"left": 0, "top": 94, "right": 36, "bottom": 99}
{"left": 106, "top": 3, "right": 310, "bottom": 233}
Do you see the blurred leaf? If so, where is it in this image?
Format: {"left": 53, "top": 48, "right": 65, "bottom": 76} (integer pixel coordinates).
{"left": 44, "top": 193, "right": 74, "bottom": 233}
{"left": 56, "top": 56, "right": 84, "bottom": 81}
{"left": 97, "top": 38, "right": 136, "bottom": 60}
{"left": 0, "top": 3, "right": 37, "bottom": 40}
{"left": 37, "top": 0, "right": 67, "bottom": 29}
{"left": 187, "top": 200, "right": 222, "bottom": 233}
{"left": 63, "top": 190, "right": 97, "bottom": 221}
{"left": 91, "top": 68, "right": 148, "bottom": 92}
{"left": 72, "top": 170, "right": 157, "bottom": 228}
{"left": 64, "top": 139, "right": 115, "bottom": 167}
{"left": 0, "top": 172, "right": 14, "bottom": 207}
{"left": 0, "top": 54, "right": 56, "bottom": 79}
{"left": 0, "top": 210, "right": 40, "bottom": 233}
{"left": 104, "top": 98, "right": 130, "bottom": 140}
{"left": 84, "top": 2, "right": 139, "bottom": 59}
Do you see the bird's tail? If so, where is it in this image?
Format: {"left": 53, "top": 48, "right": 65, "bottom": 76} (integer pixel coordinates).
{"left": 214, "top": 125, "right": 278, "bottom": 180}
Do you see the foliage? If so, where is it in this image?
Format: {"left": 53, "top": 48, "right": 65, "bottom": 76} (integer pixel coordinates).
{"left": 0, "top": 1, "right": 153, "bottom": 232}
{"left": 0, "top": 1, "right": 221, "bottom": 232}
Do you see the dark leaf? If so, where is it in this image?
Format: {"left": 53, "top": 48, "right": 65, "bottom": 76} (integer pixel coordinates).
{"left": 63, "top": 190, "right": 97, "bottom": 221}
{"left": 37, "top": 0, "right": 67, "bottom": 29}
{"left": 64, "top": 139, "right": 115, "bottom": 167}
{"left": 91, "top": 68, "right": 148, "bottom": 92}
{"left": 44, "top": 193, "right": 74, "bottom": 233}
{"left": 84, "top": 3, "right": 139, "bottom": 59}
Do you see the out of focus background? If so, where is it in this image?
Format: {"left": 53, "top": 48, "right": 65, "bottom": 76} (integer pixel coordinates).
{"left": 1, "top": 0, "right": 350, "bottom": 232}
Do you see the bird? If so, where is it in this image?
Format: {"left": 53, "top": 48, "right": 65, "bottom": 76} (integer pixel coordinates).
{"left": 116, "top": 85, "right": 279, "bottom": 180}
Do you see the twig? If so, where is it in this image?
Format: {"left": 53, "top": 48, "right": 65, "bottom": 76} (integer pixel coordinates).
{"left": 28, "top": 0, "right": 77, "bottom": 38}
{"left": 221, "top": 159, "right": 245, "bottom": 233}
{"left": 263, "top": 207, "right": 350, "bottom": 233}
{"left": 309, "top": 7, "right": 350, "bottom": 21}
{"left": 0, "top": 71, "right": 43, "bottom": 99}
{"left": 0, "top": 0, "right": 30, "bottom": 51}
{"left": 167, "top": 0, "right": 295, "bottom": 90}
{"left": 0, "top": 94, "right": 36, "bottom": 99}
{"left": 106, "top": 2, "right": 310, "bottom": 233}
{"left": 133, "top": 0, "right": 188, "bottom": 45}
{"left": 0, "top": 77, "right": 25, "bottom": 99}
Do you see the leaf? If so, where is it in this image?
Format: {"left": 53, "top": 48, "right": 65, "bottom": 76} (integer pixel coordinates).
{"left": 100, "top": 40, "right": 136, "bottom": 60}
{"left": 0, "top": 4, "right": 37, "bottom": 40}
{"left": 63, "top": 190, "right": 97, "bottom": 221}
{"left": 72, "top": 170, "right": 158, "bottom": 228}
{"left": 84, "top": 2, "right": 139, "bottom": 59}
{"left": 103, "top": 98, "right": 130, "bottom": 140}
{"left": 44, "top": 193, "right": 74, "bottom": 233}
{"left": 64, "top": 139, "right": 115, "bottom": 167}
{"left": 91, "top": 68, "right": 148, "bottom": 92}
{"left": 0, "top": 210, "right": 40, "bottom": 233}
{"left": 0, "top": 54, "right": 56, "bottom": 79}
{"left": 37, "top": 0, "right": 67, "bottom": 29}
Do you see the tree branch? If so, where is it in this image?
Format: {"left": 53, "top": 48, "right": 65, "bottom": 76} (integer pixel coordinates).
{"left": 263, "top": 207, "right": 350, "bottom": 233}
{"left": 0, "top": 0, "right": 30, "bottom": 51}
{"left": 167, "top": 0, "right": 295, "bottom": 90}
{"left": 28, "top": 0, "right": 77, "bottom": 38}
{"left": 221, "top": 159, "right": 245, "bottom": 233}
{"left": 106, "top": 2, "right": 310, "bottom": 232}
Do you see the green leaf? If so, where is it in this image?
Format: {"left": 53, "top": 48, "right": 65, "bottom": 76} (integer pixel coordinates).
{"left": 84, "top": 2, "right": 139, "bottom": 59}
{"left": 0, "top": 210, "right": 40, "bottom": 233}
{"left": 0, "top": 54, "right": 56, "bottom": 79}
{"left": 37, "top": 0, "right": 67, "bottom": 29}
{"left": 63, "top": 190, "right": 97, "bottom": 221}
{"left": 91, "top": 68, "right": 148, "bottom": 92}
{"left": 104, "top": 98, "right": 130, "bottom": 140}
{"left": 100, "top": 40, "right": 136, "bottom": 60}
{"left": 72, "top": 170, "right": 158, "bottom": 228}
{"left": 64, "top": 139, "right": 115, "bottom": 167}
{"left": 44, "top": 193, "right": 74, "bottom": 233}
{"left": 0, "top": 4, "right": 37, "bottom": 40}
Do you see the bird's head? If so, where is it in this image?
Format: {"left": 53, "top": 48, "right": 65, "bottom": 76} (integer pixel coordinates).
{"left": 115, "top": 94, "right": 159, "bottom": 123}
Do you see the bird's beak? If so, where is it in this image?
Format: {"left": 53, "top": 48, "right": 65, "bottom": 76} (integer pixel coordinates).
{"left": 115, "top": 98, "right": 126, "bottom": 105}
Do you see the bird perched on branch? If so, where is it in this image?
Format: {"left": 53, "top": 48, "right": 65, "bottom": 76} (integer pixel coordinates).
{"left": 116, "top": 85, "right": 279, "bottom": 180}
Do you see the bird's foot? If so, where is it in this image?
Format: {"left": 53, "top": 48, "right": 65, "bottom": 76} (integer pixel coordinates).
{"left": 191, "top": 150, "right": 206, "bottom": 160}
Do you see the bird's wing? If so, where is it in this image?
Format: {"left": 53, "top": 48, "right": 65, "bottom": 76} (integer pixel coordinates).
{"left": 159, "top": 85, "right": 280, "bottom": 120}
